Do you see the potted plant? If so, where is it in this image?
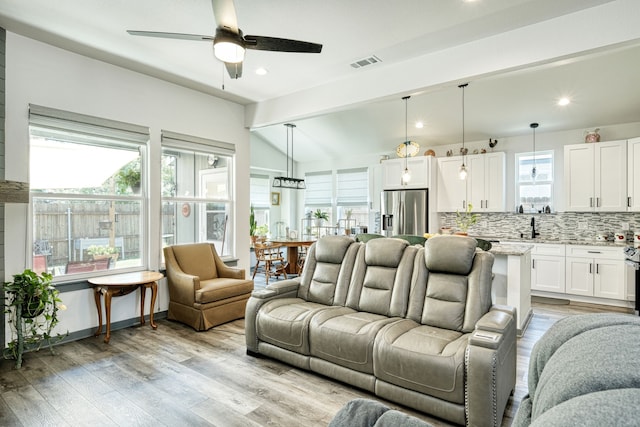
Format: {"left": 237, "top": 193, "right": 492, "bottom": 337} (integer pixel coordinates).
{"left": 2, "top": 269, "right": 67, "bottom": 368}
{"left": 455, "top": 203, "right": 478, "bottom": 235}
{"left": 114, "top": 159, "right": 141, "bottom": 194}
{"left": 250, "top": 205, "right": 257, "bottom": 244}
{"left": 313, "top": 209, "right": 329, "bottom": 227}
{"left": 87, "top": 244, "right": 119, "bottom": 262}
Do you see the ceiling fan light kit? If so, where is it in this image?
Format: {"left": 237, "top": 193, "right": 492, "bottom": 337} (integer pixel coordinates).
{"left": 127, "top": 0, "right": 322, "bottom": 79}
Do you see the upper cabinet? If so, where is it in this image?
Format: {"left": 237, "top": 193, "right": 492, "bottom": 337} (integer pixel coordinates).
{"left": 437, "top": 152, "right": 505, "bottom": 212}
{"left": 564, "top": 140, "right": 627, "bottom": 212}
{"left": 627, "top": 137, "right": 640, "bottom": 211}
{"left": 382, "top": 156, "right": 434, "bottom": 190}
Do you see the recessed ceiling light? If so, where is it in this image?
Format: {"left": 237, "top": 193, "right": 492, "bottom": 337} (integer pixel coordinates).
{"left": 415, "top": 121, "right": 424, "bottom": 129}
{"left": 557, "top": 97, "right": 570, "bottom": 106}
{"left": 255, "top": 67, "right": 268, "bottom": 76}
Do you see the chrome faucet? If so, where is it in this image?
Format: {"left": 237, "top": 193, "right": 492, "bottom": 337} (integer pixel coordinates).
{"left": 531, "top": 217, "right": 540, "bottom": 239}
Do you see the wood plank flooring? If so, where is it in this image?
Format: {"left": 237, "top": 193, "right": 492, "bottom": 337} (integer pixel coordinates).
{"left": 0, "top": 298, "right": 633, "bottom": 426}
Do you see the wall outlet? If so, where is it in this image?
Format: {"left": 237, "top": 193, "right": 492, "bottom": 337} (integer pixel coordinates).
{"left": 621, "top": 222, "right": 630, "bottom": 231}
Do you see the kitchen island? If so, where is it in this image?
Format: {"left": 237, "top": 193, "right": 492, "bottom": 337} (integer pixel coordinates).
{"left": 488, "top": 242, "right": 534, "bottom": 336}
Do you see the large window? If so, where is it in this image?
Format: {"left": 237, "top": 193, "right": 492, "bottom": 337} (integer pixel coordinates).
{"left": 516, "top": 150, "right": 554, "bottom": 213}
{"left": 161, "top": 131, "right": 235, "bottom": 259}
{"left": 29, "top": 105, "right": 148, "bottom": 280}
{"left": 250, "top": 174, "right": 271, "bottom": 236}
{"left": 336, "top": 168, "right": 369, "bottom": 233}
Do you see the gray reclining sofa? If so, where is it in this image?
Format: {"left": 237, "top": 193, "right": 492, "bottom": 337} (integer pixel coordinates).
{"left": 245, "top": 235, "right": 517, "bottom": 426}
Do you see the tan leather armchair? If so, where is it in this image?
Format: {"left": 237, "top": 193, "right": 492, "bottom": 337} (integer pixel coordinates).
{"left": 164, "top": 243, "right": 254, "bottom": 331}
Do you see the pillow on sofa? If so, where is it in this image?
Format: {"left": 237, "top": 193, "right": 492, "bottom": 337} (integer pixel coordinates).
{"left": 328, "top": 398, "right": 433, "bottom": 427}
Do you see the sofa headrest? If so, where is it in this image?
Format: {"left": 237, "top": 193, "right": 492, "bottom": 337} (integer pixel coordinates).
{"left": 424, "top": 235, "right": 476, "bottom": 275}
{"left": 315, "top": 235, "right": 356, "bottom": 264}
{"left": 365, "top": 237, "right": 408, "bottom": 268}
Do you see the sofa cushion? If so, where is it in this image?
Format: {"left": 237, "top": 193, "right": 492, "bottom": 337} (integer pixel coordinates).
{"left": 309, "top": 307, "right": 399, "bottom": 373}
{"left": 529, "top": 389, "right": 640, "bottom": 427}
{"left": 373, "top": 319, "right": 467, "bottom": 403}
{"left": 424, "top": 235, "right": 476, "bottom": 275}
{"left": 171, "top": 243, "right": 217, "bottom": 280}
{"left": 531, "top": 323, "right": 640, "bottom": 422}
{"left": 256, "top": 298, "right": 339, "bottom": 355}
{"left": 346, "top": 240, "right": 416, "bottom": 317}
{"left": 329, "top": 398, "right": 434, "bottom": 427}
{"left": 297, "top": 236, "right": 359, "bottom": 306}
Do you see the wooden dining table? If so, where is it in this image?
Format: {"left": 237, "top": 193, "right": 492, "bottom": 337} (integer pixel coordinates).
{"left": 268, "top": 239, "right": 316, "bottom": 274}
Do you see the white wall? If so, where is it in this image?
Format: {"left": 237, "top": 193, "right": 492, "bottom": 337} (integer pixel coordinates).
{"left": 4, "top": 32, "right": 250, "bottom": 340}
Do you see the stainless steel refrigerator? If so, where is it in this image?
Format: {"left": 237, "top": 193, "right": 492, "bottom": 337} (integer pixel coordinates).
{"left": 381, "top": 189, "right": 429, "bottom": 237}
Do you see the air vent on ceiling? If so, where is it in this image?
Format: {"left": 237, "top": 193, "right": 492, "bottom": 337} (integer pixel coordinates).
{"left": 350, "top": 55, "right": 382, "bottom": 69}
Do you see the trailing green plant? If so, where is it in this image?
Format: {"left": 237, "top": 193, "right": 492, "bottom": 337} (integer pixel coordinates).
{"left": 313, "top": 209, "right": 329, "bottom": 221}
{"left": 250, "top": 205, "right": 257, "bottom": 236}
{"left": 114, "top": 159, "right": 141, "bottom": 194}
{"left": 2, "top": 269, "right": 68, "bottom": 368}
{"left": 455, "top": 203, "right": 479, "bottom": 233}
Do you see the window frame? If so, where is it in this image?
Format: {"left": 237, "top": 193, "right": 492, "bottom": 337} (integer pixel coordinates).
{"left": 515, "top": 149, "right": 554, "bottom": 213}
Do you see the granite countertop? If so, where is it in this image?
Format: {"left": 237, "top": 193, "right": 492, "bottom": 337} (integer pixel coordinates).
{"left": 474, "top": 235, "right": 633, "bottom": 248}
{"left": 487, "top": 242, "right": 534, "bottom": 256}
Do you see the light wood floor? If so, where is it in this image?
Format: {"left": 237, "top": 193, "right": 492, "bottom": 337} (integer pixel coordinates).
{"left": 0, "top": 298, "right": 633, "bottom": 426}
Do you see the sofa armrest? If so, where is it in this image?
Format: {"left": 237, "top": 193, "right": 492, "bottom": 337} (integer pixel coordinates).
{"left": 465, "top": 307, "right": 517, "bottom": 427}
{"left": 245, "top": 278, "right": 301, "bottom": 353}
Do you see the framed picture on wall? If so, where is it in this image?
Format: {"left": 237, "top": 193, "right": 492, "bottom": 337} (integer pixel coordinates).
{"left": 271, "top": 192, "right": 280, "bottom": 206}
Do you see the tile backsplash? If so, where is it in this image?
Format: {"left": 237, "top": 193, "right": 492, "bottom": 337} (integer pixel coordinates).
{"left": 439, "top": 212, "right": 640, "bottom": 242}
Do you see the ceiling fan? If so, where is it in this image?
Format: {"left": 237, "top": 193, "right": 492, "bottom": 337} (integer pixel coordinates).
{"left": 127, "top": 0, "right": 323, "bottom": 79}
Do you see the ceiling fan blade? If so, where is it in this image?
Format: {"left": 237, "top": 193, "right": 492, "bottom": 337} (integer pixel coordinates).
{"left": 244, "top": 35, "right": 322, "bottom": 53}
{"left": 127, "top": 30, "right": 214, "bottom": 42}
{"left": 225, "top": 61, "right": 243, "bottom": 79}
{"left": 212, "top": 0, "right": 239, "bottom": 33}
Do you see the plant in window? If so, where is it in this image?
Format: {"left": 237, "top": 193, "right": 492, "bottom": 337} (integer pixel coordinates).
{"left": 2, "top": 269, "right": 68, "bottom": 368}
{"left": 313, "top": 209, "right": 329, "bottom": 227}
{"left": 455, "top": 203, "right": 478, "bottom": 235}
{"left": 114, "top": 159, "right": 141, "bottom": 194}
{"left": 87, "top": 245, "right": 119, "bottom": 262}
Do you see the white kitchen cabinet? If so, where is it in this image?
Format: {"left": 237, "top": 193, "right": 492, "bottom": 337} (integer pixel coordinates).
{"left": 382, "top": 156, "right": 433, "bottom": 190}
{"left": 436, "top": 156, "right": 467, "bottom": 212}
{"left": 565, "top": 245, "right": 626, "bottom": 300}
{"left": 437, "top": 152, "right": 505, "bottom": 212}
{"left": 564, "top": 140, "right": 627, "bottom": 211}
{"left": 627, "top": 137, "right": 640, "bottom": 211}
{"left": 530, "top": 244, "right": 565, "bottom": 293}
{"left": 467, "top": 152, "right": 505, "bottom": 212}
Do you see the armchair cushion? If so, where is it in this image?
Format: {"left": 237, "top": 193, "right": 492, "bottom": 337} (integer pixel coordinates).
{"left": 171, "top": 242, "right": 217, "bottom": 281}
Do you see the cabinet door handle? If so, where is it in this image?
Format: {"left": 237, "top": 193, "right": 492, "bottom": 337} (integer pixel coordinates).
{"left": 597, "top": 197, "right": 600, "bottom": 208}
{"left": 596, "top": 263, "right": 599, "bottom": 274}
{"left": 629, "top": 197, "right": 632, "bottom": 208}
{"left": 532, "top": 259, "right": 535, "bottom": 269}
{"left": 463, "top": 200, "right": 466, "bottom": 209}
{"left": 589, "top": 263, "right": 592, "bottom": 274}
{"left": 590, "top": 197, "right": 593, "bottom": 207}
{"left": 485, "top": 199, "right": 489, "bottom": 209}
{"left": 587, "top": 251, "right": 602, "bottom": 254}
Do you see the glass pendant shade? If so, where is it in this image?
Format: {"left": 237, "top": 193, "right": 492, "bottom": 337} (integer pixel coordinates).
{"left": 402, "top": 167, "right": 411, "bottom": 183}
{"left": 459, "top": 163, "right": 468, "bottom": 180}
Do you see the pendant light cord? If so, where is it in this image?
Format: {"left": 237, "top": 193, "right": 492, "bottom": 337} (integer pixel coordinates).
{"left": 459, "top": 83, "right": 468, "bottom": 163}
{"left": 403, "top": 96, "right": 410, "bottom": 164}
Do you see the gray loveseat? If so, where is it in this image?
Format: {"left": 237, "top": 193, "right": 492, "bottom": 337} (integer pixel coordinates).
{"left": 513, "top": 313, "right": 640, "bottom": 427}
{"left": 245, "top": 235, "right": 517, "bottom": 426}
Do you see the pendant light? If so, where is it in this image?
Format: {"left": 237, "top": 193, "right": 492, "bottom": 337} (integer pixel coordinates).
{"left": 458, "top": 83, "right": 469, "bottom": 180}
{"left": 401, "top": 95, "right": 411, "bottom": 184}
{"left": 530, "top": 122, "right": 539, "bottom": 179}
{"left": 272, "top": 123, "right": 306, "bottom": 189}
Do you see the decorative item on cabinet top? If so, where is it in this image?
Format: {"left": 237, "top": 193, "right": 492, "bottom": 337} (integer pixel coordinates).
{"left": 584, "top": 128, "right": 600, "bottom": 143}
{"left": 424, "top": 149, "right": 435, "bottom": 157}
{"left": 396, "top": 141, "right": 420, "bottom": 157}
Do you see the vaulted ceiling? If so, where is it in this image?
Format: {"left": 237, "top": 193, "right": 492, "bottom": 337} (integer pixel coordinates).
{"left": 1, "top": 0, "right": 639, "bottom": 162}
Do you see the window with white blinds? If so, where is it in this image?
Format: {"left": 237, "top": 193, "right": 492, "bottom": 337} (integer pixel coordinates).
{"left": 250, "top": 174, "right": 271, "bottom": 208}
{"left": 304, "top": 171, "right": 332, "bottom": 206}
{"left": 336, "top": 168, "right": 368, "bottom": 206}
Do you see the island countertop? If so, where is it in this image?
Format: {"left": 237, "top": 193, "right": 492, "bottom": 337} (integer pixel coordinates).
{"left": 487, "top": 242, "right": 534, "bottom": 256}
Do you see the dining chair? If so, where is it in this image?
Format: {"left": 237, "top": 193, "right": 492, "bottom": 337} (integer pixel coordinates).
{"left": 252, "top": 242, "right": 288, "bottom": 285}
